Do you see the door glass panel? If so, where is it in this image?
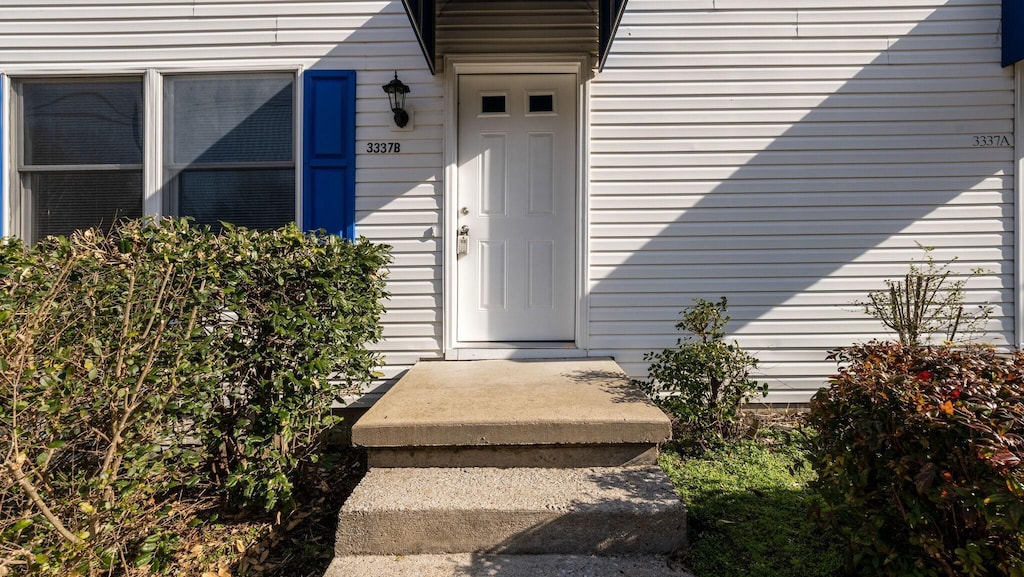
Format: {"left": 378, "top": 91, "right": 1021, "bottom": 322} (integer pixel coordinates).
{"left": 481, "top": 94, "right": 506, "bottom": 114}
{"left": 528, "top": 93, "right": 554, "bottom": 114}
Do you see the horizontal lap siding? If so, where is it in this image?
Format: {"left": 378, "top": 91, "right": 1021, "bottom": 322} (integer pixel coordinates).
{"left": 590, "top": 0, "right": 1014, "bottom": 403}
{"left": 0, "top": 1, "right": 445, "bottom": 397}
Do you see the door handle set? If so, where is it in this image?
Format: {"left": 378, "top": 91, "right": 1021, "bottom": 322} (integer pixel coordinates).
{"left": 457, "top": 224, "right": 470, "bottom": 257}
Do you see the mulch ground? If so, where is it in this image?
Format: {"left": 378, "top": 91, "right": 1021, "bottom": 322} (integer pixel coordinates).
{"left": 170, "top": 447, "right": 368, "bottom": 577}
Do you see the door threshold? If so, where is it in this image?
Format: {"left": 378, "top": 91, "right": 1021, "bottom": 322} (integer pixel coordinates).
{"left": 446, "top": 345, "right": 587, "bottom": 361}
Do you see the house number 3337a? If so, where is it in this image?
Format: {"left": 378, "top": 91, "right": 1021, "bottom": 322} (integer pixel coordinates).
{"left": 366, "top": 142, "right": 401, "bottom": 153}
{"left": 972, "top": 135, "right": 1011, "bottom": 147}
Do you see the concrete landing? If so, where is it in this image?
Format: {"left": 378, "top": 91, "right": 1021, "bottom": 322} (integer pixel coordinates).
{"left": 335, "top": 466, "right": 686, "bottom": 556}
{"left": 351, "top": 359, "right": 671, "bottom": 467}
{"left": 325, "top": 554, "right": 694, "bottom": 577}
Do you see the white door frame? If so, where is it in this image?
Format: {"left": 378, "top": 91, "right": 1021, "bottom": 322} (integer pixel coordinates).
{"left": 442, "top": 54, "right": 591, "bottom": 358}
{"left": 1015, "top": 61, "right": 1023, "bottom": 348}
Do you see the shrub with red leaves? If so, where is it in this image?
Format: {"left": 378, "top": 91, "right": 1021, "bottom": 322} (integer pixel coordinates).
{"left": 806, "top": 341, "right": 1024, "bottom": 577}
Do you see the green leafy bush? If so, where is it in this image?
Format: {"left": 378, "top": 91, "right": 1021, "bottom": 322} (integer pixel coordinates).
{"left": 806, "top": 341, "right": 1024, "bottom": 577}
{"left": 0, "top": 218, "right": 390, "bottom": 574}
{"left": 192, "top": 223, "right": 389, "bottom": 510}
{"left": 0, "top": 225, "right": 228, "bottom": 573}
{"left": 638, "top": 297, "right": 766, "bottom": 447}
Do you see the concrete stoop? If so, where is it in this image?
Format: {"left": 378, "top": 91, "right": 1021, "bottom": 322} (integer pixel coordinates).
{"left": 351, "top": 359, "right": 671, "bottom": 468}
{"left": 328, "top": 359, "right": 687, "bottom": 577}
{"left": 335, "top": 467, "right": 686, "bottom": 555}
{"left": 324, "top": 554, "right": 694, "bottom": 577}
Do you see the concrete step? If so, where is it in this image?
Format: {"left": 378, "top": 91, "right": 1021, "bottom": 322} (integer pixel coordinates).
{"left": 335, "top": 466, "right": 686, "bottom": 556}
{"left": 351, "top": 359, "right": 671, "bottom": 468}
{"left": 325, "top": 554, "right": 694, "bottom": 577}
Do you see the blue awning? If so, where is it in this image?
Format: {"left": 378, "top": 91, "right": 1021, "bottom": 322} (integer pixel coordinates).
{"left": 1005, "top": 0, "right": 1024, "bottom": 67}
{"left": 401, "top": 0, "right": 629, "bottom": 74}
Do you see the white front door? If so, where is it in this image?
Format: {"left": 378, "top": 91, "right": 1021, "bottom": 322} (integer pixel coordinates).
{"left": 456, "top": 73, "right": 577, "bottom": 342}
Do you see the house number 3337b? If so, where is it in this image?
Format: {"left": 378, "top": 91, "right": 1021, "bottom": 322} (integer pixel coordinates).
{"left": 366, "top": 142, "right": 401, "bottom": 153}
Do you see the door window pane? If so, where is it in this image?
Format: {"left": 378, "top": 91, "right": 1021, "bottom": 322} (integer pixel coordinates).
{"left": 481, "top": 94, "right": 506, "bottom": 114}
{"left": 528, "top": 94, "right": 554, "bottom": 114}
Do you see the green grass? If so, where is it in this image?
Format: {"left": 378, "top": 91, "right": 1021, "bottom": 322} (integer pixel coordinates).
{"left": 659, "top": 427, "right": 846, "bottom": 577}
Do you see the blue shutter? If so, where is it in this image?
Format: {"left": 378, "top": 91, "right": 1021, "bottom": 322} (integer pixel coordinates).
{"left": 302, "top": 70, "right": 357, "bottom": 238}
{"left": 1005, "top": 0, "right": 1024, "bottom": 67}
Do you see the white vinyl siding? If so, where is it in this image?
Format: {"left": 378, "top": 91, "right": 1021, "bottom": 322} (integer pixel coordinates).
{"left": 0, "top": 1, "right": 447, "bottom": 395}
{"left": 590, "top": 0, "right": 1014, "bottom": 403}
{"left": 0, "top": 0, "right": 1016, "bottom": 405}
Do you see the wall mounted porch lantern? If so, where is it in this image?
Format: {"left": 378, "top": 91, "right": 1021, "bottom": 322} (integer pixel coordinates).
{"left": 382, "top": 72, "right": 411, "bottom": 128}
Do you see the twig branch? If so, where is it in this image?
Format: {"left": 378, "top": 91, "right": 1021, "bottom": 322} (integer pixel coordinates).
{"left": 5, "top": 457, "right": 83, "bottom": 545}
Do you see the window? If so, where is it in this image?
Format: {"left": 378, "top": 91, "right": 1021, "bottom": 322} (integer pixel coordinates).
{"left": 164, "top": 73, "right": 295, "bottom": 231}
{"left": 17, "top": 78, "right": 144, "bottom": 243}
{"left": 8, "top": 70, "right": 350, "bottom": 243}
{"left": 528, "top": 93, "right": 554, "bottom": 114}
{"left": 480, "top": 94, "right": 507, "bottom": 115}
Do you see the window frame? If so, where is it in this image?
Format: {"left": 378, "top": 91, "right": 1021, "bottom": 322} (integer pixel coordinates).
{"left": 161, "top": 71, "right": 299, "bottom": 229}
{"left": 12, "top": 75, "right": 146, "bottom": 243}
{"left": 7, "top": 68, "right": 304, "bottom": 242}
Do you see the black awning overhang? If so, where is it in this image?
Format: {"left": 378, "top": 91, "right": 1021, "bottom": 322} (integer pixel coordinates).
{"left": 401, "top": 0, "right": 436, "bottom": 74}
{"left": 598, "top": 0, "right": 628, "bottom": 70}
{"left": 1004, "top": 0, "right": 1023, "bottom": 67}
{"left": 401, "top": 0, "right": 629, "bottom": 74}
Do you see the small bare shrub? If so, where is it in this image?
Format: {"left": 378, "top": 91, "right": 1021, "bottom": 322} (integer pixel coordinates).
{"left": 858, "top": 245, "right": 992, "bottom": 348}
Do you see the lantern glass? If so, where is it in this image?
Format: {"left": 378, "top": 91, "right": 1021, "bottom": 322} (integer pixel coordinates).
{"left": 382, "top": 72, "right": 410, "bottom": 128}
{"left": 382, "top": 73, "right": 409, "bottom": 112}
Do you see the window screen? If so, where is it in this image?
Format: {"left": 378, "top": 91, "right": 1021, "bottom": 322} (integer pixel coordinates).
{"left": 20, "top": 79, "right": 144, "bottom": 242}
{"left": 165, "top": 74, "right": 295, "bottom": 231}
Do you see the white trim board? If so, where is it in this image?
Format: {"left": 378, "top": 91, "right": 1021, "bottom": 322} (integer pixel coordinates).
{"left": 1015, "top": 61, "right": 1023, "bottom": 348}
{"left": 1, "top": 74, "right": 8, "bottom": 237}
